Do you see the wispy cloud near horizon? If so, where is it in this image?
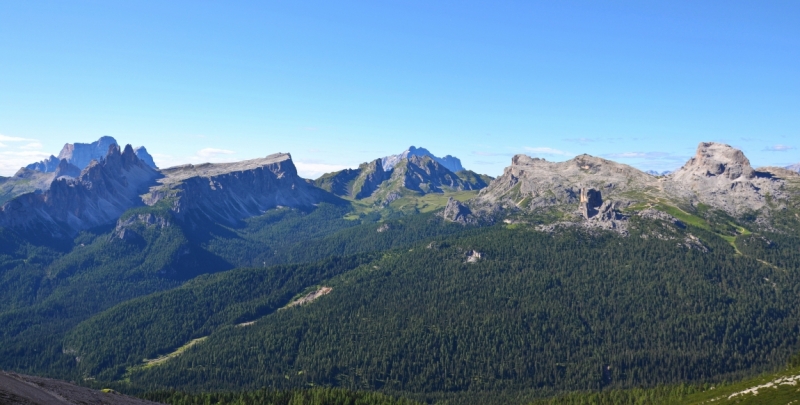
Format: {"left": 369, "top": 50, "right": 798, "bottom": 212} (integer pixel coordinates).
{"left": 196, "top": 148, "right": 236, "bottom": 158}
{"left": 763, "top": 144, "right": 795, "bottom": 152}
{"left": 603, "top": 151, "right": 686, "bottom": 161}
{"left": 523, "top": 146, "right": 572, "bottom": 156}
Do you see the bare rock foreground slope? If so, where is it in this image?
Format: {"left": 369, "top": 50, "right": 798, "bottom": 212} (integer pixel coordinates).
{"left": 0, "top": 371, "right": 160, "bottom": 405}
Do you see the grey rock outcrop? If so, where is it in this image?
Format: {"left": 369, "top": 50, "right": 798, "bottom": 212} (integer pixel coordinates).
{"left": 477, "top": 154, "right": 655, "bottom": 210}
{"left": 0, "top": 370, "right": 161, "bottom": 405}
{"left": 0, "top": 144, "right": 161, "bottom": 237}
{"left": 478, "top": 142, "right": 799, "bottom": 221}
{"left": 382, "top": 146, "right": 465, "bottom": 173}
{"left": 637, "top": 209, "right": 685, "bottom": 228}
{"left": 113, "top": 212, "right": 172, "bottom": 240}
{"left": 134, "top": 146, "right": 158, "bottom": 169}
{"left": 786, "top": 162, "right": 800, "bottom": 173}
{"left": 442, "top": 197, "right": 477, "bottom": 225}
{"left": 666, "top": 142, "right": 789, "bottom": 215}
{"left": 578, "top": 188, "right": 603, "bottom": 219}
{"left": 147, "top": 153, "right": 340, "bottom": 226}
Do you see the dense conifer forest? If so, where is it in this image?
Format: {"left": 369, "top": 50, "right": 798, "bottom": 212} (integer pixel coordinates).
{"left": 2, "top": 198, "right": 800, "bottom": 404}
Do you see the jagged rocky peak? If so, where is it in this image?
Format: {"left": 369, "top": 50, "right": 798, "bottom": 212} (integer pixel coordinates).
{"left": 57, "top": 135, "right": 119, "bottom": 170}
{"left": 0, "top": 143, "right": 162, "bottom": 237}
{"left": 392, "top": 155, "right": 483, "bottom": 194}
{"left": 53, "top": 158, "right": 81, "bottom": 179}
{"left": 382, "top": 146, "right": 465, "bottom": 173}
{"left": 672, "top": 142, "right": 755, "bottom": 181}
{"left": 314, "top": 158, "right": 390, "bottom": 200}
{"left": 354, "top": 159, "right": 390, "bottom": 199}
{"left": 25, "top": 155, "right": 60, "bottom": 172}
{"left": 134, "top": 146, "right": 158, "bottom": 169}
{"left": 25, "top": 136, "right": 159, "bottom": 173}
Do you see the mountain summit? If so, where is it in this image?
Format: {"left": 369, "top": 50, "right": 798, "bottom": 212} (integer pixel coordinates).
{"left": 381, "top": 146, "right": 464, "bottom": 173}
{"left": 26, "top": 136, "right": 158, "bottom": 172}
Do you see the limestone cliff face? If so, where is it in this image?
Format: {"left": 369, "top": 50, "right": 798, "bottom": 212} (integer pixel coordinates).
{"left": 666, "top": 142, "right": 791, "bottom": 215}
{"left": 477, "top": 154, "right": 656, "bottom": 210}
{"left": 56, "top": 136, "right": 119, "bottom": 170}
{"left": 0, "top": 144, "right": 161, "bottom": 236}
{"left": 476, "top": 142, "right": 799, "bottom": 219}
{"left": 148, "top": 153, "right": 340, "bottom": 226}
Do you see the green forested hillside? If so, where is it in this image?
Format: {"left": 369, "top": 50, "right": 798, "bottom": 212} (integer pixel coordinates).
{"left": 0, "top": 202, "right": 472, "bottom": 378}
{"left": 143, "top": 387, "right": 422, "bottom": 405}
{"left": 51, "top": 217, "right": 796, "bottom": 404}
{"left": 2, "top": 193, "right": 800, "bottom": 405}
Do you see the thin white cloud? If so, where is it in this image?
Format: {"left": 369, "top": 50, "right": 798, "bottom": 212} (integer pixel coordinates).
{"left": 0, "top": 150, "right": 52, "bottom": 176}
{"left": 607, "top": 152, "right": 646, "bottom": 158}
{"left": 472, "top": 151, "right": 513, "bottom": 157}
{"left": 0, "top": 134, "right": 35, "bottom": 142}
{"left": 20, "top": 142, "right": 43, "bottom": 150}
{"left": 0, "top": 142, "right": 6, "bottom": 148}
{"left": 295, "top": 161, "right": 349, "bottom": 179}
{"left": 196, "top": 148, "right": 236, "bottom": 158}
{"left": 523, "top": 146, "right": 572, "bottom": 156}
{"left": 603, "top": 151, "right": 685, "bottom": 161}
{"left": 764, "top": 144, "right": 795, "bottom": 152}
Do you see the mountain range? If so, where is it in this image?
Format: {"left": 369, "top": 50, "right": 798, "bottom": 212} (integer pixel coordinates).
{"left": 1, "top": 137, "right": 800, "bottom": 405}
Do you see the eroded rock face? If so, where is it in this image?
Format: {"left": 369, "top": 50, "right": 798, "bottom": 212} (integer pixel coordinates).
{"left": 477, "top": 154, "right": 656, "bottom": 210}
{"left": 149, "top": 153, "right": 340, "bottom": 226}
{"left": 666, "top": 142, "right": 789, "bottom": 215}
{"left": 113, "top": 212, "right": 172, "bottom": 240}
{"left": 477, "top": 142, "right": 798, "bottom": 220}
{"left": 579, "top": 188, "right": 603, "bottom": 219}
{"left": 442, "top": 197, "right": 477, "bottom": 225}
{"left": 0, "top": 144, "right": 161, "bottom": 237}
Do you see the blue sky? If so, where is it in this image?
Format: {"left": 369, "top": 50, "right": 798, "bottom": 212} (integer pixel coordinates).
{"left": 1, "top": 1, "right": 798, "bottom": 178}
